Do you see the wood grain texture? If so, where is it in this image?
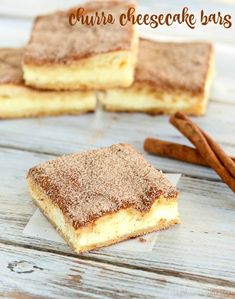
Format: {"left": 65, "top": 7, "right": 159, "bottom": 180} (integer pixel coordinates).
{"left": 1, "top": 243, "right": 235, "bottom": 299}
{"left": 0, "top": 100, "right": 235, "bottom": 181}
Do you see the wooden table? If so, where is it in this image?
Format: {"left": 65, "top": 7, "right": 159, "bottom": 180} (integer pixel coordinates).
{"left": 0, "top": 2, "right": 235, "bottom": 298}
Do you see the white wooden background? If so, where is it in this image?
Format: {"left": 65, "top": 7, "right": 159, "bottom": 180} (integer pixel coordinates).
{"left": 0, "top": 1, "right": 235, "bottom": 298}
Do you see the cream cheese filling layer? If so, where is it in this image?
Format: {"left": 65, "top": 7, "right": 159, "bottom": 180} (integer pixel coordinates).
{"left": 0, "top": 85, "right": 96, "bottom": 118}
{"left": 98, "top": 87, "right": 204, "bottom": 113}
{"left": 77, "top": 200, "right": 179, "bottom": 247}
{"left": 23, "top": 51, "right": 135, "bottom": 90}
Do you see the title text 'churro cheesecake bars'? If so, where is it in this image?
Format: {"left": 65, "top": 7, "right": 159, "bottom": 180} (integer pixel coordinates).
{"left": 23, "top": 0, "right": 138, "bottom": 91}
{"left": 27, "top": 144, "right": 179, "bottom": 253}
{"left": 0, "top": 48, "right": 96, "bottom": 119}
{"left": 99, "top": 39, "right": 214, "bottom": 115}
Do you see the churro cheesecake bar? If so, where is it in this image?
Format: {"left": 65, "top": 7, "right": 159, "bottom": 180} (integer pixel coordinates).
{"left": 23, "top": 0, "right": 138, "bottom": 91}
{"left": 99, "top": 39, "right": 214, "bottom": 115}
{"left": 27, "top": 144, "right": 179, "bottom": 253}
{"left": 0, "top": 48, "right": 96, "bottom": 118}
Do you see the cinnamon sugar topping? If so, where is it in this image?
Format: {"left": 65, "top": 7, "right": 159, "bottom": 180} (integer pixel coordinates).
{"left": 24, "top": 0, "right": 136, "bottom": 65}
{"left": 135, "top": 39, "right": 212, "bottom": 93}
{"left": 0, "top": 48, "right": 24, "bottom": 85}
{"left": 27, "top": 144, "right": 178, "bottom": 229}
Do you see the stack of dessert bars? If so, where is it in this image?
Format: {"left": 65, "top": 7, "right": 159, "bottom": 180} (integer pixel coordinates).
{"left": 0, "top": 0, "right": 214, "bottom": 119}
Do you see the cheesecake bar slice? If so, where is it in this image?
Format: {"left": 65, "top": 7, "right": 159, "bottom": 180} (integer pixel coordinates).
{"left": 0, "top": 48, "right": 96, "bottom": 118}
{"left": 27, "top": 144, "right": 179, "bottom": 254}
{"left": 99, "top": 39, "right": 214, "bottom": 116}
{"left": 23, "top": 0, "right": 138, "bottom": 90}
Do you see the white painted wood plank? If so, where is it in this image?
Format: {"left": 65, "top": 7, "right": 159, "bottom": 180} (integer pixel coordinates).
{"left": 0, "top": 100, "right": 234, "bottom": 180}
{"left": 0, "top": 17, "right": 32, "bottom": 47}
{"left": 0, "top": 147, "right": 235, "bottom": 284}
{"left": 1, "top": 243, "right": 235, "bottom": 299}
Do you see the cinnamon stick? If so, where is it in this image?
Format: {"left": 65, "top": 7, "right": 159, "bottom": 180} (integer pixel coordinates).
{"left": 174, "top": 112, "right": 235, "bottom": 178}
{"left": 144, "top": 138, "right": 235, "bottom": 167}
{"left": 170, "top": 112, "right": 235, "bottom": 192}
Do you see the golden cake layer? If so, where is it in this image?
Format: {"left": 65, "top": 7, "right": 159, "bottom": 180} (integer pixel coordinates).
{"left": 99, "top": 39, "right": 214, "bottom": 115}
{"left": 0, "top": 48, "right": 96, "bottom": 118}
{"left": 27, "top": 144, "right": 180, "bottom": 254}
{"left": 23, "top": 0, "right": 138, "bottom": 91}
